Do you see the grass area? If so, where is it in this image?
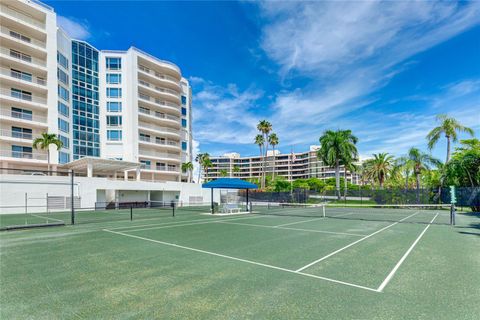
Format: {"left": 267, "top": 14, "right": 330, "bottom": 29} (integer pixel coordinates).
{"left": 1, "top": 206, "right": 479, "bottom": 319}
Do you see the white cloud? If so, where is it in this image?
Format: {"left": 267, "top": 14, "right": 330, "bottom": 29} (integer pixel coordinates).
{"left": 57, "top": 16, "right": 91, "bottom": 40}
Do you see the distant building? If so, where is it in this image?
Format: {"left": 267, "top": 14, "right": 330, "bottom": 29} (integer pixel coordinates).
{"left": 204, "top": 146, "right": 361, "bottom": 184}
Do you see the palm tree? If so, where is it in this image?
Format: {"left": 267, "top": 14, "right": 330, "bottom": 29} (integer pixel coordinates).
{"left": 219, "top": 169, "right": 228, "bottom": 177}
{"left": 254, "top": 134, "right": 265, "bottom": 187}
{"left": 201, "top": 156, "right": 213, "bottom": 182}
{"left": 232, "top": 165, "right": 240, "bottom": 177}
{"left": 195, "top": 153, "right": 209, "bottom": 182}
{"left": 342, "top": 161, "right": 358, "bottom": 200}
{"left": 181, "top": 162, "right": 194, "bottom": 183}
{"left": 257, "top": 120, "right": 272, "bottom": 189}
{"left": 406, "top": 147, "right": 442, "bottom": 203}
{"left": 396, "top": 156, "right": 413, "bottom": 191}
{"left": 318, "top": 129, "right": 358, "bottom": 200}
{"left": 268, "top": 133, "right": 279, "bottom": 180}
{"left": 365, "top": 153, "right": 395, "bottom": 189}
{"left": 427, "top": 114, "right": 474, "bottom": 163}
{"left": 33, "top": 133, "right": 63, "bottom": 174}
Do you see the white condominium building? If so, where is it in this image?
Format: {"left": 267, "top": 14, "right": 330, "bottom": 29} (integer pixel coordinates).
{"left": 0, "top": 0, "right": 192, "bottom": 182}
{"left": 204, "top": 146, "right": 361, "bottom": 184}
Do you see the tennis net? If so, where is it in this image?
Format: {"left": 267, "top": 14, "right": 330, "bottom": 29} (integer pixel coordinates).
{"left": 253, "top": 203, "right": 454, "bottom": 225}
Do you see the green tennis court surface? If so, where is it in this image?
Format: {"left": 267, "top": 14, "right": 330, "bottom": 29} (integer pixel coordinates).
{"left": 1, "top": 207, "right": 479, "bottom": 319}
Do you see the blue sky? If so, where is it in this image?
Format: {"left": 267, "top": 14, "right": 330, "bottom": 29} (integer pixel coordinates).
{"left": 49, "top": 1, "right": 480, "bottom": 161}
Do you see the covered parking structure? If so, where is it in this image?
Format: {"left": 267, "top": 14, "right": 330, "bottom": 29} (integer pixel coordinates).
{"left": 202, "top": 178, "right": 258, "bottom": 214}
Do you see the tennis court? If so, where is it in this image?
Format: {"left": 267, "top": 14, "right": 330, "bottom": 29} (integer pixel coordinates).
{"left": 1, "top": 204, "right": 479, "bottom": 319}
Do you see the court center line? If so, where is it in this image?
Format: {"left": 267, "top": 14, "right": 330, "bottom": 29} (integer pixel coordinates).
{"left": 103, "top": 228, "right": 379, "bottom": 293}
{"left": 295, "top": 211, "right": 421, "bottom": 273}
{"left": 273, "top": 217, "right": 323, "bottom": 228}
{"left": 122, "top": 215, "right": 268, "bottom": 233}
{"left": 377, "top": 213, "right": 439, "bottom": 292}
{"left": 216, "top": 221, "right": 366, "bottom": 237}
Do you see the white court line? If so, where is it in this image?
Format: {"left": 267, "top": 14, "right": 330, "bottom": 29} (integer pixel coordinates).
{"left": 108, "top": 214, "right": 267, "bottom": 231}
{"left": 29, "top": 213, "right": 65, "bottom": 223}
{"left": 123, "top": 215, "right": 267, "bottom": 233}
{"left": 295, "top": 211, "right": 421, "bottom": 272}
{"left": 216, "top": 221, "right": 365, "bottom": 237}
{"left": 103, "top": 228, "right": 379, "bottom": 293}
{"left": 377, "top": 213, "right": 439, "bottom": 292}
{"left": 273, "top": 217, "right": 322, "bottom": 228}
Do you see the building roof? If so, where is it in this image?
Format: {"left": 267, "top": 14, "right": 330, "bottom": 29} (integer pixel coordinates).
{"left": 202, "top": 178, "right": 258, "bottom": 190}
{"left": 62, "top": 157, "right": 141, "bottom": 175}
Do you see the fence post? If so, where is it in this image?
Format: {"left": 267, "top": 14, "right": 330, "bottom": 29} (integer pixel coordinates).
{"left": 25, "top": 192, "right": 27, "bottom": 214}
{"left": 71, "top": 170, "right": 75, "bottom": 225}
{"left": 130, "top": 205, "right": 133, "bottom": 221}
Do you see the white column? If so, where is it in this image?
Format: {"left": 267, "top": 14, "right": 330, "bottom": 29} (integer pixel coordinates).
{"left": 124, "top": 170, "right": 128, "bottom": 181}
{"left": 136, "top": 168, "right": 141, "bottom": 181}
{"left": 87, "top": 162, "right": 93, "bottom": 177}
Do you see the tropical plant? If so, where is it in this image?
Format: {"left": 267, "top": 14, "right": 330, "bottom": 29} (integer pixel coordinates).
{"left": 405, "top": 147, "right": 442, "bottom": 202}
{"left": 32, "top": 133, "right": 63, "bottom": 174}
{"left": 443, "top": 139, "right": 480, "bottom": 188}
{"left": 318, "top": 129, "right": 358, "bottom": 200}
{"left": 342, "top": 161, "right": 358, "bottom": 199}
{"left": 254, "top": 134, "right": 265, "bottom": 186}
{"left": 181, "top": 162, "right": 194, "bottom": 183}
{"left": 219, "top": 169, "right": 228, "bottom": 177}
{"left": 426, "top": 114, "right": 475, "bottom": 163}
{"left": 195, "top": 153, "right": 211, "bottom": 182}
{"left": 202, "top": 157, "right": 213, "bottom": 182}
{"left": 232, "top": 165, "right": 240, "bottom": 177}
{"left": 256, "top": 120, "right": 272, "bottom": 189}
{"left": 268, "top": 133, "right": 279, "bottom": 180}
{"left": 363, "top": 153, "right": 395, "bottom": 189}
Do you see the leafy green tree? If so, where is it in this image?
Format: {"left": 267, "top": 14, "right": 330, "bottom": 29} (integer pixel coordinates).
{"left": 33, "top": 133, "right": 63, "bottom": 173}
{"left": 272, "top": 176, "right": 291, "bottom": 192}
{"left": 181, "top": 162, "right": 194, "bottom": 182}
{"left": 268, "top": 133, "right": 279, "bottom": 180}
{"left": 443, "top": 139, "right": 480, "bottom": 188}
{"left": 233, "top": 165, "right": 240, "bottom": 177}
{"left": 405, "top": 147, "right": 442, "bottom": 202}
{"left": 219, "top": 169, "right": 228, "bottom": 177}
{"left": 427, "top": 114, "right": 474, "bottom": 163}
{"left": 318, "top": 129, "right": 358, "bottom": 199}
{"left": 362, "top": 153, "right": 395, "bottom": 189}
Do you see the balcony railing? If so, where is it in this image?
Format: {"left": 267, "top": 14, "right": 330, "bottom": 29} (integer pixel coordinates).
{"left": 139, "top": 149, "right": 180, "bottom": 160}
{"left": 0, "top": 149, "right": 47, "bottom": 160}
{"left": 138, "top": 121, "right": 180, "bottom": 135}
{"left": 138, "top": 81, "right": 180, "bottom": 96}
{"left": 0, "top": 88, "right": 47, "bottom": 104}
{"left": 0, "top": 129, "right": 40, "bottom": 140}
{"left": 138, "top": 135, "right": 180, "bottom": 147}
{"left": 0, "top": 108, "right": 47, "bottom": 123}
{"left": 138, "top": 107, "right": 180, "bottom": 121}
{"left": 137, "top": 92, "right": 180, "bottom": 109}
{"left": 0, "top": 5, "right": 46, "bottom": 29}
{"left": 0, "top": 47, "right": 46, "bottom": 67}
{"left": 1, "top": 67, "right": 46, "bottom": 86}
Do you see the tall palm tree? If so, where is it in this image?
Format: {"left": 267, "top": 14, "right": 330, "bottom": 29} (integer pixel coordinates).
{"left": 342, "top": 160, "right": 358, "bottom": 200}
{"left": 406, "top": 147, "right": 442, "bottom": 203}
{"left": 181, "top": 162, "right": 194, "bottom": 183}
{"left": 33, "top": 133, "right": 63, "bottom": 174}
{"left": 364, "top": 153, "right": 395, "bottom": 189}
{"left": 219, "top": 169, "right": 228, "bottom": 177}
{"left": 318, "top": 129, "right": 358, "bottom": 200}
{"left": 195, "top": 153, "right": 209, "bottom": 183}
{"left": 201, "top": 156, "right": 213, "bottom": 182}
{"left": 254, "top": 134, "right": 265, "bottom": 187}
{"left": 257, "top": 120, "right": 272, "bottom": 189}
{"left": 427, "top": 114, "right": 474, "bottom": 163}
{"left": 232, "top": 165, "right": 240, "bottom": 177}
{"left": 396, "top": 156, "right": 413, "bottom": 191}
{"left": 268, "top": 133, "right": 279, "bottom": 180}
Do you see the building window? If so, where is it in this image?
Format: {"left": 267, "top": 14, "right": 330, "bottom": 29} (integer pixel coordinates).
{"left": 58, "top": 102, "right": 69, "bottom": 117}
{"left": 181, "top": 95, "right": 187, "bottom": 105}
{"left": 11, "top": 88, "right": 32, "bottom": 101}
{"left": 11, "top": 107, "right": 32, "bottom": 120}
{"left": 107, "top": 130, "right": 122, "bottom": 141}
{"left": 140, "top": 160, "right": 151, "bottom": 169}
{"left": 106, "top": 57, "right": 121, "bottom": 70}
{"left": 106, "top": 88, "right": 122, "bottom": 98}
{"left": 107, "top": 102, "right": 122, "bottom": 112}
{"left": 10, "top": 49, "right": 31, "bottom": 63}
{"left": 57, "top": 68, "right": 69, "bottom": 85}
{"left": 12, "top": 145, "right": 32, "bottom": 158}
{"left": 139, "top": 133, "right": 150, "bottom": 142}
{"left": 12, "top": 127, "right": 32, "bottom": 139}
{"left": 106, "top": 116, "right": 122, "bottom": 127}
{"left": 58, "top": 118, "right": 69, "bottom": 133}
{"left": 57, "top": 52, "right": 69, "bottom": 69}
{"left": 181, "top": 107, "right": 187, "bottom": 116}
{"left": 181, "top": 119, "right": 187, "bottom": 128}
{"left": 106, "top": 73, "right": 121, "bottom": 84}
{"left": 59, "top": 151, "right": 70, "bottom": 164}
{"left": 58, "top": 135, "right": 69, "bottom": 148}
{"left": 58, "top": 85, "right": 70, "bottom": 102}
{"left": 182, "top": 141, "right": 187, "bottom": 151}
{"left": 10, "top": 69, "right": 32, "bottom": 82}
{"left": 9, "top": 30, "right": 30, "bottom": 43}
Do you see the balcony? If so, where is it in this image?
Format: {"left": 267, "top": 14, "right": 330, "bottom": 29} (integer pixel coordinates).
{"left": 138, "top": 135, "right": 180, "bottom": 151}
{"left": 138, "top": 65, "right": 180, "bottom": 90}
{"left": 138, "top": 78, "right": 181, "bottom": 102}
{"left": 0, "top": 47, "right": 47, "bottom": 70}
{"left": 137, "top": 92, "right": 180, "bottom": 114}
{"left": 0, "top": 26, "right": 46, "bottom": 52}
{"left": 0, "top": 4, "right": 46, "bottom": 31}
{"left": 0, "top": 128, "right": 42, "bottom": 142}
{"left": 0, "top": 149, "right": 47, "bottom": 161}
{"left": 0, "top": 108, "right": 47, "bottom": 126}
{"left": 138, "top": 149, "right": 181, "bottom": 162}
{"left": 0, "top": 67, "right": 47, "bottom": 89}
{"left": 138, "top": 121, "right": 181, "bottom": 138}
{"left": 0, "top": 88, "right": 47, "bottom": 108}
{"left": 137, "top": 107, "right": 180, "bottom": 128}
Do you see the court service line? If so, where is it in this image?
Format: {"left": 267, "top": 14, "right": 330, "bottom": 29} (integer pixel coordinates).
{"left": 121, "top": 215, "right": 268, "bottom": 233}
{"left": 103, "top": 228, "right": 380, "bottom": 293}
{"left": 295, "top": 211, "right": 421, "bottom": 272}
{"left": 216, "top": 221, "right": 366, "bottom": 237}
{"left": 377, "top": 213, "right": 439, "bottom": 292}
{"left": 29, "top": 213, "right": 65, "bottom": 223}
{"left": 273, "top": 217, "right": 323, "bottom": 228}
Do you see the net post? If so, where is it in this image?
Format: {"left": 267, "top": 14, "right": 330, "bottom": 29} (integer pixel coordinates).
{"left": 322, "top": 204, "right": 326, "bottom": 218}
{"left": 450, "top": 204, "right": 456, "bottom": 226}
{"left": 172, "top": 201, "right": 175, "bottom": 217}
{"left": 246, "top": 189, "right": 249, "bottom": 212}
{"left": 70, "top": 169, "right": 75, "bottom": 225}
{"left": 211, "top": 188, "right": 214, "bottom": 214}
{"left": 130, "top": 205, "right": 133, "bottom": 221}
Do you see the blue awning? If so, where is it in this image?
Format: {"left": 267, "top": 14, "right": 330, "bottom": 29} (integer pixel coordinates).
{"left": 202, "top": 178, "right": 258, "bottom": 189}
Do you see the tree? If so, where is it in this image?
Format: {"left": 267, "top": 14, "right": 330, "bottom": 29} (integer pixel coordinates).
{"left": 257, "top": 120, "right": 272, "bottom": 189}
{"left": 254, "top": 134, "right": 265, "bottom": 187}
{"left": 201, "top": 156, "right": 213, "bottom": 182}
{"left": 342, "top": 161, "right": 358, "bottom": 199}
{"left": 268, "top": 133, "right": 279, "bottom": 180}
{"left": 32, "top": 133, "right": 63, "bottom": 174}
{"left": 195, "top": 153, "right": 210, "bottom": 182}
{"left": 232, "top": 165, "right": 240, "bottom": 177}
{"left": 181, "top": 162, "right": 194, "bottom": 183}
{"left": 318, "top": 129, "right": 358, "bottom": 200}
{"left": 426, "top": 114, "right": 474, "bottom": 163}
{"left": 405, "top": 147, "right": 442, "bottom": 202}
{"left": 363, "top": 153, "right": 395, "bottom": 189}
{"left": 219, "top": 169, "right": 228, "bottom": 177}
